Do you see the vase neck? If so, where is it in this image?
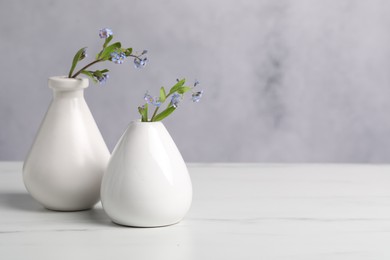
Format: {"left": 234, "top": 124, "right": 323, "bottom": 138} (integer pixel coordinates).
{"left": 48, "top": 76, "right": 88, "bottom": 100}
{"left": 53, "top": 89, "right": 84, "bottom": 99}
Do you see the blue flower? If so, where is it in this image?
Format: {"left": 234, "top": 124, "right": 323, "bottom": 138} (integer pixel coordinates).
{"left": 170, "top": 93, "right": 181, "bottom": 108}
{"left": 97, "top": 74, "right": 109, "bottom": 85}
{"left": 194, "top": 80, "right": 200, "bottom": 87}
{"left": 99, "top": 28, "right": 113, "bottom": 39}
{"left": 80, "top": 48, "right": 87, "bottom": 59}
{"left": 144, "top": 92, "right": 161, "bottom": 107}
{"left": 191, "top": 90, "right": 203, "bottom": 103}
{"left": 110, "top": 51, "right": 126, "bottom": 64}
{"left": 144, "top": 92, "right": 153, "bottom": 103}
{"left": 134, "top": 57, "right": 148, "bottom": 69}
{"left": 154, "top": 100, "right": 162, "bottom": 107}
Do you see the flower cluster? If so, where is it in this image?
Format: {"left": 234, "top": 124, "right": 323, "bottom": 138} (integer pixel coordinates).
{"left": 134, "top": 50, "right": 148, "bottom": 69}
{"left": 110, "top": 51, "right": 126, "bottom": 64}
{"left": 138, "top": 79, "right": 203, "bottom": 122}
{"left": 68, "top": 28, "right": 148, "bottom": 84}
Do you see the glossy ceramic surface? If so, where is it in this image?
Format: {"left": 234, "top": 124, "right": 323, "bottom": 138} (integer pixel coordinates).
{"left": 23, "top": 76, "right": 110, "bottom": 211}
{"left": 101, "top": 121, "right": 192, "bottom": 227}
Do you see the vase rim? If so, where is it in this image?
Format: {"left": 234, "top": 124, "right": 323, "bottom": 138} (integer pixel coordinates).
{"left": 130, "top": 120, "right": 164, "bottom": 125}
{"left": 48, "top": 76, "right": 89, "bottom": 90}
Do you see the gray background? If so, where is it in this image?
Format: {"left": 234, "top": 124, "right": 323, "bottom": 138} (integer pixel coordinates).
{"left": 1, "top": 0, "right": 390, "bottom": 163}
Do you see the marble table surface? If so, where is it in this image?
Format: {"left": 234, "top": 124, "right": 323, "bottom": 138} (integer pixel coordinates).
{"left": 1, "top": 162, "right": 390, "bottom": 259}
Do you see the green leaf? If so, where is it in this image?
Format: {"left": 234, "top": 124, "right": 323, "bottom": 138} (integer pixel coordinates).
{"left": 68, "top": 47, "right": 87, "bottom": 78}
{"left": 152, "top": 106, "right": 176, "bottom": 122}
{"left": 124, "top": 48, "right": 133, "bottom": 57}
{"left": 177, "top": 86, "right": 192, "bottom": 94}
{"left": 100, "top": 42, "right": 121, "bottom": 61}
{"left": 159, "top": 87, "right": 167, "bottom": 103}
{"left": 97, "top": 36, "right": 114, "bottom": 59}
{"left": 138, "top": 104, "right": 148, "bottom": 122}
{"left": 80, "top": 70, "right": 93, "bottom": 77}
{"left": 103, "top": 35, "right": 113, "bottom": 49}
{"left": 168, "top": 79, "right": 186, "bottom": 96}
{"left": 93, "top": 70, "right": 102, "bottom": 78}
{"left": 80, "top": 70, "right": 97, "bottom": 83}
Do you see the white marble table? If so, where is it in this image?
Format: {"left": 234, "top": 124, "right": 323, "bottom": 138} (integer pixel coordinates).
{"left": 1, "top": 162, "right": 390, "bottom": 259}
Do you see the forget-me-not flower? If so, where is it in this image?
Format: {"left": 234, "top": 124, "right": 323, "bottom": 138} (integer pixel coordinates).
{"left": 80, "top": 48, "right": 87, "bottom": 59}
{"left": 144, "top": 92, "right": 161, "bottom": 107}
{"left": 99, "top": 28, "right": 113, "bottom": 39}
{"left": 110, "top": 51, "right": 126, "bottom": 64}
{"left": 194, "top": 80, "right": 200, "bottom": 87}
{"left": 191, "top": 90, "right": 203, "bottom": 103}
{"left": 170, "top": 93, "right": 181, "bottom": 108}
{"left": 97, "top": 74, "right": 109, "bottom": 85}
{"left": 134, "top": 57, "right": 148, "bottom": 69}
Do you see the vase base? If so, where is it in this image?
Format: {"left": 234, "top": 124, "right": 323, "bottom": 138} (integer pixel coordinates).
{"left": 111, "top": 219, "right": 182, "bottom": 228}
{"left": 44, "top": 206, "right": 94, "bottom": 212}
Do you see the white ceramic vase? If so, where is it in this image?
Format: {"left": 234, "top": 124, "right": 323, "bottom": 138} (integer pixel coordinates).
{"left": 23, "top": 76, "right": 110, "bottom": 211}
{"left": 101, "top": 121, "right": 192, "bottom": 227}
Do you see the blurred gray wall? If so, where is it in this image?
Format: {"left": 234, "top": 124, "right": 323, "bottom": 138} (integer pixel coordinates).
{"left": 1, "top": 0, "right": 390, "bottom": 162}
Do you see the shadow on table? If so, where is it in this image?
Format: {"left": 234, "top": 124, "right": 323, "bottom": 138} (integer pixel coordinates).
{"left": 0, "top": 191, "right": 119, "bottom": 227}
{"left": 79, "top": 208, "right": 120, "bottom": 228}
{"left": 0, "top": 192, "right": 44, "bottom": 212}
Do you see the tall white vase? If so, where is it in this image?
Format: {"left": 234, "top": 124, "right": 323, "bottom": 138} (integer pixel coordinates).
{"left": 23, "top": 76, "right": 110, "bottom": 211}
{"left": 101, "top": 121, "right": 192, "bottom": 227}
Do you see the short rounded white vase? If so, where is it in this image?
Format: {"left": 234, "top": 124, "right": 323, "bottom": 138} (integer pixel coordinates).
{"left": 101, "top": 121, "right": 192, "bottom": 227}
{"left": 23, "top": 76, "right": 110, "bottom": 211}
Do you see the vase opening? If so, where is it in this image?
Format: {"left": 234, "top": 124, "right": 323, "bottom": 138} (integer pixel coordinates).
{"left": 48, "top": 76, "right": 89, "bottom": 91}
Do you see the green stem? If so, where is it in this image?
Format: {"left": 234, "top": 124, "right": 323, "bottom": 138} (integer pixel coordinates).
{"left": 130, "top": 54, "right": 144, "bottom": 60}
{"left": 150, "top": 106, "right": 160, "bottom": 122}
{"left": 150, "top": 91, "right": 175, "bottom": 121}
{"left": 71, "top": 59, "right": 103, "bottom": 78}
